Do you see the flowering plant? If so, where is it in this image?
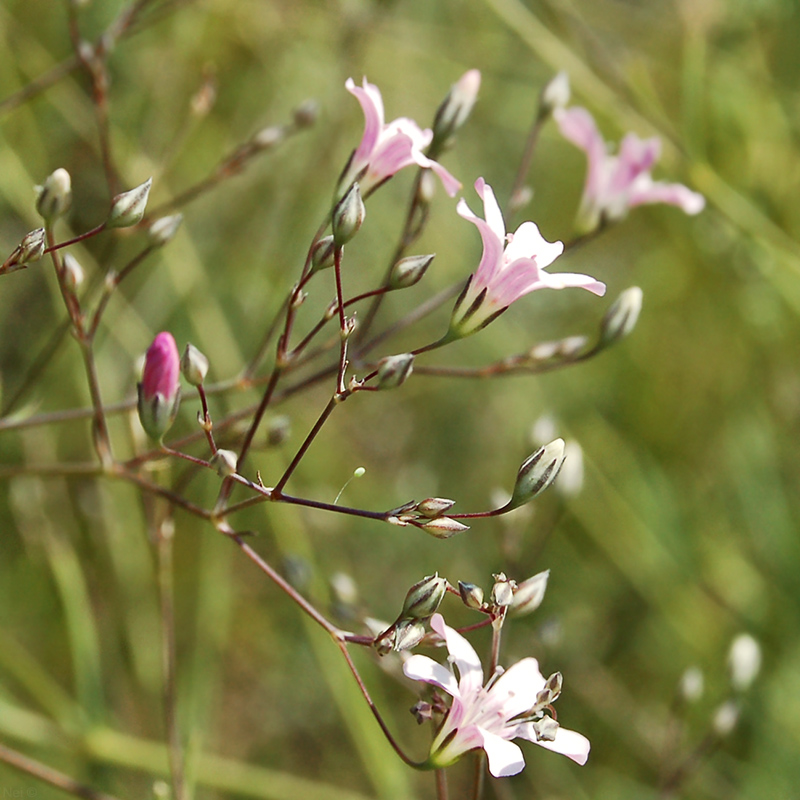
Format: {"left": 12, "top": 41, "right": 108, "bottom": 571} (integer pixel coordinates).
{"left": 0, "top": 16, "right": 717, "bottom": 799}
{"left": 404, "top": 613, "right": 590, "bottom": 777}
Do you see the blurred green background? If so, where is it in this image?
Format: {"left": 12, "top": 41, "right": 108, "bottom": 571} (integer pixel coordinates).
{"left": 2, "top": 0, "right": 800, "bottom": 798}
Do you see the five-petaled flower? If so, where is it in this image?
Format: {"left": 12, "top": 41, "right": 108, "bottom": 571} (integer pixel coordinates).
{"left": 137, "top": 331, "right": 181, "bottom": 441}
{"left": 450, "top": 178, "right": 605, "bottom": 337}
{"left": 554, "top": 106, "right": 705, "bottom": 232}
{"left": 341, "top": 78, "right": 461, "bottom": 198}
{"left": 403, "top": 613, "right": 590, "bottom": 777}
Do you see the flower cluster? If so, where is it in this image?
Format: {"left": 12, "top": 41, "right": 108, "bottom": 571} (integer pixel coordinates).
{"left": 404, "top": 613, "right": 590, "bottom": 777}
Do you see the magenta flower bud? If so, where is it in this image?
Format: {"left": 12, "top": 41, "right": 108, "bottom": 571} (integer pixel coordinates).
{"left": 137, "top": 332, "right": 181, "bottom": 440}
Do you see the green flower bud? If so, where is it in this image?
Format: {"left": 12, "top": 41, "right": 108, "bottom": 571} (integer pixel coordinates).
{"left": 418, "top": 517, "right": 469, "bottom": 539}
{"left": 600, "top": 286, "right": 643, "bottom": 346}
{"left": 389, "top": 254, "right": 435, "bottom": 289}
{"left": 180, "top": 343, "right": 209, "bottom": 386}
{"left": 107, "top": 178, "right": 152, "bottom": 229}
{"left": 35, "top": 168, "right": 72, "bottom": 223}
{"left": 458, "top": 581, "right": 485, "bottom": 610}
{"left": 507, "top": 439, "right": 566, "bottom": 511}
{"left": 376, "top": 353, "right": 414, "bottom": 390}
{"left": 400, "top": 574, "right": 447, "bottom": 620}
{"left": 511, "top": 569, "right": 549, "bottom": 616}
{"left": 332, "top": 182, "right": 365, "bottom": 245}
{"left": 210, "top": 449, "right": 238, "bottom": 477}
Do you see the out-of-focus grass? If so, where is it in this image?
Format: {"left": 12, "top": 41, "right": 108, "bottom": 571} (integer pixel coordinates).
{"left": 2, "top": 0, "right": 800, "bottom": 798}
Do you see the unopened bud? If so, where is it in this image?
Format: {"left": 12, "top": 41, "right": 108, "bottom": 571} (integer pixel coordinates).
{"left": 419, "top": 516, "right": 469, "bottom": 539}
{"left": 266, "top": 415, "right": 291, "bottom": 447}
{"left": 332, "top": 182, "right": 365, "bottom": 245}
{"left": 293, "top": 99, "right": 319, "bottom": 128}
{"left": 393, "top": 619, "right": 427, "bottom": 651}
{"left": 400, "top": 574, "right": 447, "bottom": 620}
{"left": 62, "top": 253, "right": 85, "bottom": 292}
{"left": 107, "top": 177, "right": 153, "bottom": 228}
{"left": 712, "top": 700, "right": 740, "bottom": 737}
{"left": 418, "top": 170, "right": 437, "bottom": 203}
{"left": 507, "top": 438, "right": 566, "bottom": 510}
{"left": 555, "top": 441, "right": 584, "bottom": 497}
{"left": 310, "top": 235, "right": 336, "bottom": 272}
{"left": 432, "top": 69, "right": 481, "bottom": 146}
{"left": 4, "top": 228, "right": 47, "bottom": 271}
{"left": 181, "top": 343, "right": 209, "bottom": 386}
{"left": 728, "top": 633, "right": 761, "bottom": 692}
{"left": 458, "top": 581, "right": 484, "bottom": 610}
{"left": 36, "top": 168, "right": 72, "bottom": 222}
{"left": 410, "top": 701, "right": 434, "bottom": 724}
{"left": 330, "top": 572, "right": 358, "bottom": 606}
{"left": 137, "top": 332, "right": 181, "bottom": 441}
{"left": 679, "top": 666, "right": 704, "bottom": 703}
{"left": 210, "top": 449, "right": 238, "bottom": 477}
{"left": 253, "top": 126, "right": 284, "bottom": 149}
{"left": 491, "top": 574, "right": 515, "bottom": 607}
{"left": 417, "top": 497, "right": 456, "bottom": 518}
{"left": 373, "top": 626, "right": 396, "bottom": 656}
{"left": 511, "top": 569, "right": 549, "bottom": 616}
{"left": 148, "top": 214, "right": 183, "bottom": 247}
{"left": 540, "top": 71, "right": 570, "bottom": 116}
{"left": 532, "top": 716, "right": 560, "bottom": 742}
{"left": 600, "top": 286, "right": 643, "bottom": 346}
{"left": 376, "top": 353, "right": 414, "bottom": 390}
{"left": 536, "top": 672, "right": 563, "bottom": 707}
{"left": 390, "top": 254, "right": 435, "bottom": 289}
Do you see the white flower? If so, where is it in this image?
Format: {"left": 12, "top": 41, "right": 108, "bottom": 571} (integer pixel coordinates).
{"left": 341, "top": 78, "right": 461, "bottom": 197}
{"left": 403, "top": 613, "right": 590, "bottom": 777}
{"left": 450, "top": 178, "right": 605, "bottom": 337}
{"left": 554, "top": 106, "right": 705, "bottom": 231}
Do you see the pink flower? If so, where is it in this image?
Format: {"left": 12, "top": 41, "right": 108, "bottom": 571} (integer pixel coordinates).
{"left": 341, "top": 78, "right": 461, "bottom": 198}
{"left": 451, "top": 178, "right": 605, "bottom": 336}
{"left": 137, "top": 332, "right": 181, "bottom": 440}
{"left": 403, "top": 613, "right": 590, "bottom": 777}
{"left": 555, "top": 106, "right": 705, "bottom": 231}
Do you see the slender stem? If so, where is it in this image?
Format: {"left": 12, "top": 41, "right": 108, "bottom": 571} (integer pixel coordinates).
{"left": 0, "top": 741, "right": 123, "bottom": 800}
{"left": 45, "top": 227, "right": 113, "bottom": 468}
{"left": 356, "top": 169, "right": 429, "bottom": 344}
{"left": 333, "top": 246, "right": 349, "bottom": 394}
{"left": 435, "top": 768, "right": 449, "bottom": 800}
{"left": 272, "top": 396, "right": 338, "bottom": 496}
{"left": 197, "top": 384, "right": 218, "bottom": 454}
{"left": 507, "top": 112, "right": 545, "bottom": 215}
{"left": 157, "top": 517, "right": 185, "bottom": 800}
{"left": 231, "top": 534, "right": 340, "bottom": 635}
{"left": 116, "top": 468, "right": 211, "bottom": 519}
{"left": 331, "top": 636, "right": 423, "bottom": 769}
{"left": 88, "top": 245, "right": 157, "bottom": 339}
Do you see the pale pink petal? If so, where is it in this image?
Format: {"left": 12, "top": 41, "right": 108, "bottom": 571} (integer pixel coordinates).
{"left": 424, "top": 159, "right": 462, "bottom": 197}
{"left": 485, "top": 657, "right": 546, "bottom": 719}
{"left": 430, "top": 613, "right": 484, "bottom": 695}
{"left": 457, "top": 197, "right": 505, "bottom": 289}
{"left": 474, "top": 179, "right": 506, "bottom": 244}
{"left": 628, "top": 176, "right": 705, "bottom": 214}
{"left": 533, "top": 269, "right": 606, "bottom": 296}
{"left": 403, "top": 654, "right": 460, "bottom": 698}
{"left": 504, "top": 221, "right": 563, "bottom": 268}
{"left": 476, "top": 728, "right": 526, "bottom": 777}
{"left": 613, "top": 134, "right": 661, "bottom": 186}
{"left": 531, "top": 726, "right": 591, "bottom": 766}
{"left": 554, "top": 107, "right": 607, "bottom": 203}
{"left": 346, "top": 78, "right": 384, "bottom": 165}
{"left": 369, "top": 133, "right": 418, "bottom": 180}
